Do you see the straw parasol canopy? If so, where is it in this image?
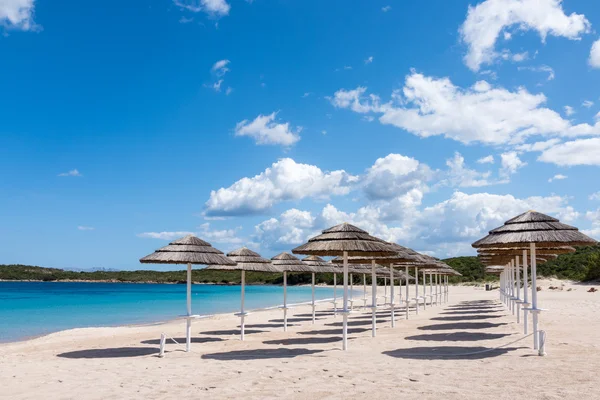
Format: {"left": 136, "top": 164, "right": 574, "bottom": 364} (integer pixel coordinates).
{"left": 302, "top": 256, "right": 341, "bottom": 273}
{"left": 485, "top": 266, "right": 504, "bottom": 275}
{"left": 271, "top": 252, "right": 316, "bottom": 272}
{"left": 472, "top": 211, "right": 597, "bottom": 249}
{"left": 140, "top": 234, "right": 236, "bottom": 266}
{"left": 205, "top": 247, "right": 280, "bottom": 272}
{"left": 291, "top": 223, "right": 397, "bottom": 257}
{"left": 329, "top": 242, "right": 421, "bottom": 265}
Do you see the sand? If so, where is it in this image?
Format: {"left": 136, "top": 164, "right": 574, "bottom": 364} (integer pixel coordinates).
{"left": 2, "top": 279, "right": 600, "bottom": 400}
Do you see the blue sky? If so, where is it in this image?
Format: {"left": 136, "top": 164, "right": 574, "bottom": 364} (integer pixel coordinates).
{"left": 1, "top": 0, "right": 600, "bottom": 270}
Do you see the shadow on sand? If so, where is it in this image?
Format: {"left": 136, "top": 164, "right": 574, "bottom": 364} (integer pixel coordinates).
{"left": 431, "top": 314, "right": 502, "bottom": 321}
{"left": 141, "top": 337, "right": 223, "bottom": 345}
{"left": 441, "top": 310, "right": 502, "bottom": 315}
{"left": 263, "top": 336, "right": 347, "bottom": 346}
{"left": 325, "top": 319, "right": 388, "bottom": 327}
{"left": 199, "top": 329, "right": 266, "bottom": 336}
{"left": 238, "top": 323, "right": 298, "bottom": 329}
{"left": 383, "top": 346, "right": 522, "bottom": 360}
{"left": 201, "top": 348, "right": 324, "bottom": 360}
{"left": 298, "top": 327, "right": 369, "bottom": 335}
{"left": 57, "top": 347, "right": 157, "bottom": 359}
{"left": 417, "top": 322, "right": 508, "bottom": 331}
{"left": 405, "top": 332, "right": 513, "bottom": 342}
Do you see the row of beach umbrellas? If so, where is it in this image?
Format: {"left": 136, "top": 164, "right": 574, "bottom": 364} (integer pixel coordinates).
{"left": 139, "top": 223, "right": 461, "bottom": 352}
{"left": 473, "top": 210, "right": 597, "bottom": 356}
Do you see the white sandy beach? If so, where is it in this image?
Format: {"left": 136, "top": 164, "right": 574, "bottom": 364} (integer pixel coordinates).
{"left": 2, "top": 280, "right": 600, "bottom": 400}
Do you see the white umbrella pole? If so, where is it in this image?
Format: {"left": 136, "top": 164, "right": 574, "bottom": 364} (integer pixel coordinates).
{"left": 530, "top": 243, "right": 544, "bottom": 354}
{"left": 350, "top": 274, "right": 354, "bottom": 310}
{"left": 186, "top": 263, "right": 192, "bottom": 352}
{"left": 333, "top": 273, "right": 337, "bottom": 317}
{"left": 436, "top": 273, "right": 440, "bottom": 305}
{"left": 523, "top": 249, "right": 529, "bottom": 335}
{"left": 311, "top": 272, "right": 316, "bottom": 324}
{"left": 405, "top": 265, "right": 409, "bottom": 319}
{"left": 414, "top": 267, "right": 419, "bottom": 314}
{"left": 342, "top": 251, "right": 349, "bottom": 351}
{"left": 389, "top": 264, "right": 395, "bottom": 328}
{"left": 384, "top": 277, "right": 387, "bottom": 304}
{"left": 371, "top": 260, "right": 377, "bottom": 337}
{"left": 283, "top": 271, "right": 288, "bottom": 332}
{"left": 240, "top": 270, "right": 246, "bottom": 341}
{"left": 516, "top": 256, "right": 521, "bottom": 323}
{"left": 422, "top": 270, "right": 427, "bottom": 308}
{"left": 511, "top": 260, "right": 516, "bottom": 315}
{"left": 363, "top": 274, "right": 367, "bottom": 307}
{"left": 429, "top": 273, "right": 433, "bottom": 305}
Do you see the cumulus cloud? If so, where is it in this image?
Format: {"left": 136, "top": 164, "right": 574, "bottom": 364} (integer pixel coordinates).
{"left": 234, "top": 112, "right": 301, "bottom": 146}
{"left": 362, "top": 154, "right": 433, "bottom": 199}
{"left": 253, "top": 191, "right": 579, "bottom": 257}
{"left": 443, "top": 153, "right": 495, "bottom": 187}
{"left": 590, "top": 39, "right": 600, "bottom": 68}
{"left": 582, "top": 100, "right": 594, "bottom": 108}
{"left": 58, "top": 169, "right": 82, "bottom": 177}
{"left": 590, "top": 192, "right": 600, "bottom": 201}
{"left": 137, "top": 231, "right": 195, "bottom": 240}
{"left": 204, "top": 158, "right": 357, "bottom": 216}
{"left": 173, "top": 0, "right": 230, "bottom": 17}
{"left": 0, "top": 0, "right": 37, "bottom": 31}
{"left": 211, "top": 59, "right": 230, "bottom": 77}
{"left": 515, "top": 138, "right": 561, "bottom": 152}
{"left": 477, "top": 155, "right": 495, "bottom": 164}
{"left": 331, "top": 72, "right": 600, "bottom": 146}
{"left": 459, "top": 0, "right": 591, "bottom": 71}
{"left": 500, "top": 152, "right": 527, "bottom": 177}
{"left": 518, "top": 65, "right": 555, "bottom": 81}
{"left": 538, "top": 138, "right": 600, "bottom": 166}
{"left": 548, "top": 174, "right": 567, "bottom": 182}
{"left": 564, "top": 106, "right": 575, "bottom": 116}
{"left": 365, "top": 56, "right": 374, "bottom": 64}
{"left": 137, "top": 223, "right": 244, "bottom": 245}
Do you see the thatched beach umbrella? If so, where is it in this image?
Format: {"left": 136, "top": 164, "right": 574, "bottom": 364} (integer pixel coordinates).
{"left": 205, "top": 247, "right": 280, "bottom": 340}
{"left": 473, "top": 210, "right": 597, "bottom": 355}
{"left": 292, "top": 223, "right": 395, "bottom": 350}
{"left": 139, "top": 234, "right": 235, "bottom": 352}
{"left": 271, "top": 252, "right": 316, "bottom": 331}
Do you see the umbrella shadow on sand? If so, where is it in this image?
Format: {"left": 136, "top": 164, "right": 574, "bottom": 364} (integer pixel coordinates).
{"left": 201, "top": 348, "right": 324, "bottom": 360}
{"left": 57, "top": 347, "right": 158, "bottom": 359}
{"left": 325, "top": 319, "right": 389, "bottom": 327}
{"left": 441, "top": 310, "right": 502, "bottom": 315}
{"left": 298, "top": 327, "right": 369, "bottom": 336}
{"left": 383, "top": 346, "right": 524, "bottom": 360}
{"left": 141, "top": 337, "right": 223, "bottom": 345}
{"left": 263, "top": 336, "right": 350, "bottom": 346}
{"left": 199, "top": 329, "right": 266, "bottom": 336}
{"left": 431, "top": 314, "right": 503, "bottom": 321}
{"left": 405, "top": 332, "right": 513, "bottom": 342}
{"left": 418, "top": 322, "right": 508, "bottom": 331}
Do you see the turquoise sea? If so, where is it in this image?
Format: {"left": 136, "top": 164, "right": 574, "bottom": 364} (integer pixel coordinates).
{"left": 0, "top": 282, "right": 340, "bottom": 343}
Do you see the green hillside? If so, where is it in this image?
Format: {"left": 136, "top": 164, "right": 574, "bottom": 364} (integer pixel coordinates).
{"left": 2, "top": 245, "right": 599, "bottom": 284}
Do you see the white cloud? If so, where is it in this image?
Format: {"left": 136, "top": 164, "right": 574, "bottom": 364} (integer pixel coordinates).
{"left": 382, "top": 6, "right": 391, "bottom": 12}
{"left": 253, "top": 191, "right": 579, "bottom": 257}
{"left": 443, "top": 152, "right": 495, "bottom": 187}
{"left": 197, "top": 223, "right": 244, "bottom": 244}
{"left": 590, "top": 39, "right": 600, "bottom": 68}
{"left": 538, "top": 138, "right": 600, "bottom": 166}
{"left": 173, "top": 0, "right": 230, "bottom": 17}
{"left": 332, "top": 72, "right": 600, "bottom": 146}
{"left": 301, "top": 92, "right": 312, "bottom": 98}
{"left": 363, "top": 154, "right": 433, "bottom": 199}
{"left": 234, "top": 112, "right": 301, "bottom": 146}
{"left": 254, "top": 209, "right": 317, "bottom": 249}
{"left": 582, "top": 100, "right": 594, "bottom": 108}
{"left": 77, "top": 226, "right": 95, "bottom": 231}
{"left": 58, "top": 169, "right": 82, "bottom": 177}
{"left": 518, "top": 65, "right": 555, "bottom": 81}
{"left": 365, "top": 56, "right": 374, "bottom": 64}
{"left": 590, "top": 192, "right": 600, "bottom": 201}
{"left": 515, "top": 138, "right": 561, "bottom": 152}
{"left": 500, "top": 152, "right": 527, "bottom": 177}
{"left": 477, "top": 155, "right": 495, "bottom": 164}
{"left": 548, "top": 174, "right": 567, "bottom": 182}
{"left": 512, "top": 51, "right": 528, "bottom": 62}
{"left": 459, "top": 0, "right": 591, "bottom": 71}
{"left": 0, "top": 0, "right": 37, "bottom": 31}
{"left": 564, "top": 105, "right": 575, "bottom": 116}
{"left": 584, "top": 209, "right": 600, "bottom": 239}
{"left": 137, "top": 231, "right": 195, "bottom": 240}
{"left": 204, "top": 158, "right": 357, "bottom": 216}
{"left": 211, "top": 59, "right": 230, "bottom": 77}
{"left": 212, "top": 79, "right": 223, "bottom": 92}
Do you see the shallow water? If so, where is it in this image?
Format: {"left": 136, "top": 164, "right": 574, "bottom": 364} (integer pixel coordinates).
{"left": 0, "top": 282, "right": 343, "bottom": 342}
